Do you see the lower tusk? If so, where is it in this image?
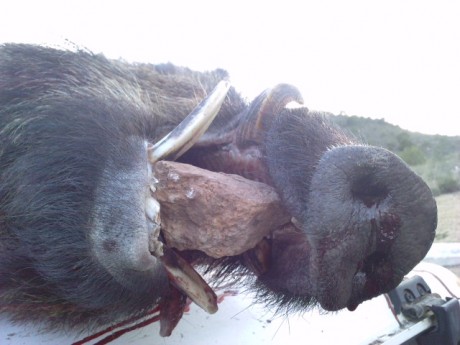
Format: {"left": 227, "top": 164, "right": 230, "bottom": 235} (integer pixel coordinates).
{"left": 158, "top": 246, "right": 218, "bottom": 314}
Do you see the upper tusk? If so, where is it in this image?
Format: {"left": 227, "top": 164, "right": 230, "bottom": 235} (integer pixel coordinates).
{"left": 148, "top": 80, "right": 231, "bottom": 163}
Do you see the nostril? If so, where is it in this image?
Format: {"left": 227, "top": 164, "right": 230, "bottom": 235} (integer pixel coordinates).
{"left": 351, "top": 174, "right": 389, "bottom": 208}
{"left": 362, "top": 252, "right": 387, "bottom": 276}
{"left": 349, "top": 252, "right": 394, "bottom": 309}
{"left": 363, "top": 253, "right": 381, "bottom": 275}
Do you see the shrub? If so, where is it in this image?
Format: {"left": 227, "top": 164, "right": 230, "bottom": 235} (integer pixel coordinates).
{"left": 437, "top": 176, "right": 460, "bottom": 194}
{"left": 399, "top": 145, "right": 427, "bottom": 166}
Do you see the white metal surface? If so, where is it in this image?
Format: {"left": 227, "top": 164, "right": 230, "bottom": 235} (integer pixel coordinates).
{"left": 1, "top": 262, "right": 458, "bottom": 345}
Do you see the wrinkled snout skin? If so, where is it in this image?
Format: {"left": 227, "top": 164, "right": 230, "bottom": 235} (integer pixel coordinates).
{"left": 306, "top": 146, "right": 436, "bottom": 310}
{"left": 261, "top": 110, "right": 436, "bottom": 311}
{"left": 0, "top": 44, "right": 437, "bottom": 331}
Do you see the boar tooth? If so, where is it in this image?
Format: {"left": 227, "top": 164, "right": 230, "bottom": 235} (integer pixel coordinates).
{"left": 148, "top": 80, "right": 230, "bottom": 163}
{"left": 242, "top": 238, "right": 271, "bottom": 276}
{"left": 290, "top": 217, "right": 303, "bottom": 230}
{"left": 145, "top": 197, "right": 161, "bottom": 223}
{"left": 146, "top": 196, "right": 164, "bottom": 257}
{"left": 159, "top": 246, "right": 218, "bottom": 314}
{"left": 149, "top": 176, "right": 159, "bottom": 193}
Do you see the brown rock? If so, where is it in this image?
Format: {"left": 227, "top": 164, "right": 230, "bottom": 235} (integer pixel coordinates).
{"left": 153, "top": 161, "right": 290, "bottom": 258}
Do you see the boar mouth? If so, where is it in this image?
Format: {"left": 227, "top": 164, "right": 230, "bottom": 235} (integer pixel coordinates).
{"left": 145, "top": 83, "right": 304, "bottom": 317}
{"left": 144, "top": 81, "right": 436, "bottom": 329}
{"left": 145, "top": 80, "right": 230, "bottom": 317}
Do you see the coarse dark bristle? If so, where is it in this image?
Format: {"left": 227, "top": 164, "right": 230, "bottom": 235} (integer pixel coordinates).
{"left": 203, "top": 255, "right": 317, "bottom": 316}
{"left": 0, "top": 43, "right": 244, "bottom": 331}
{"left": 0, "top": 43, "right": 437, "bottom": 335}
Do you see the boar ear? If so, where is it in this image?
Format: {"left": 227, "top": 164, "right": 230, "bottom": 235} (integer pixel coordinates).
{"left": 148, "top": 80, "right": 230, "bottom": 162}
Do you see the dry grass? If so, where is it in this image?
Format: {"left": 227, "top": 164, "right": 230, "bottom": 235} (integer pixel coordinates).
{"left": 434, "top": 191, "right": 460, "bottom": 242}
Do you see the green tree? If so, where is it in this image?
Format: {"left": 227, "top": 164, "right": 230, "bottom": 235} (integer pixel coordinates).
{"left": 396, "top": 132, "right": 413, "bottom": 151}
{"left": 438, "top": 175, "right": 460, "bottom": 194}
{"left": 400, "top": 145, "right": 427, "bottom": 166}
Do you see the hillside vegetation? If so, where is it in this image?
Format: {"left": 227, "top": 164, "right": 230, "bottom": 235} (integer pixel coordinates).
{"left": 329, "top": 114, "right": 460, "bottom": 196}
{"left": 434, "top": 191, "right": 460, "bottom": 242}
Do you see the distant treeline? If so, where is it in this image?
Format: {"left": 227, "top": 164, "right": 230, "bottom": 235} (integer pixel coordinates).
{"left": 329, "top": 114, "right": 460, "bottom": 196}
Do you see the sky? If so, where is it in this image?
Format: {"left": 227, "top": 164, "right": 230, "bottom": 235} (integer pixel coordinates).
{"left": 1, "top": 0, "right": 459, "bottom": 136}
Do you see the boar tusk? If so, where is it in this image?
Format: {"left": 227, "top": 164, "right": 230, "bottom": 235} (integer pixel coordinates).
{"left": 148, "top": 80, "right": 231, "bottom": 163}
{"left": 158, "top": 246, "right": 218, "bottom": 314}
